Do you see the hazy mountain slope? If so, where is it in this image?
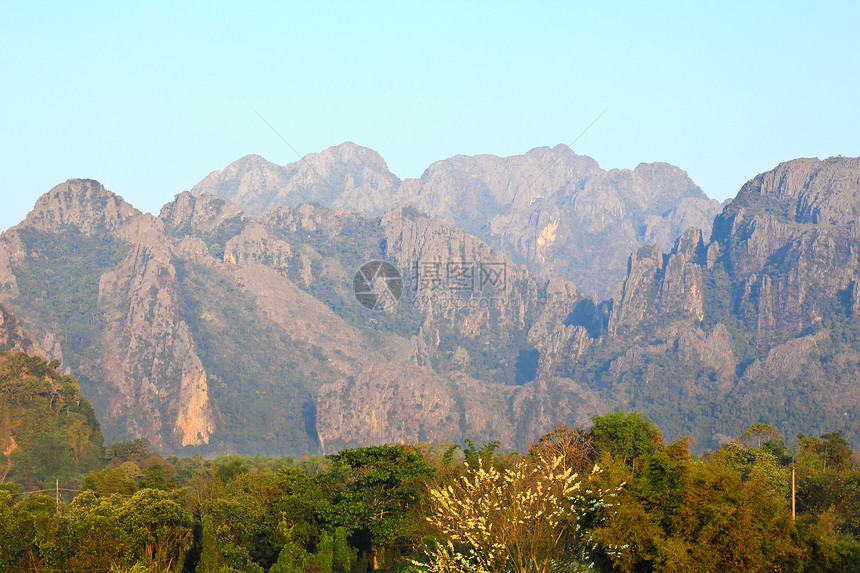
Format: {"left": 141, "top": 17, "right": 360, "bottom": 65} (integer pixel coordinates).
{"left": 396, "top": 147, "right": 721, "bottom": 298}
{"left": 0, "top": 182, "right": 602, "bottom": 454}
{"left": 2, "top": 156, "right": 858, "bottom": 455}
{"left": 0, "top": 304, "right": 43, "bottom": 355}
{"left": 0, "top": 180, "right": 217, "bottom": 451}
{"left": 191, "top": 143, "right": 402, "bottom": 217}
{"left": 561, "top": 157, "right": 860, "bottom": 448}
{"left": 191, "top": 144, "right": 722, "bottom": 299}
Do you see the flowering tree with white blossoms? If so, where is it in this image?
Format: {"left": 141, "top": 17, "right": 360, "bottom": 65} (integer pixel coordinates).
{"left": 413, "top": 453, "right": 624, "bottom": 573}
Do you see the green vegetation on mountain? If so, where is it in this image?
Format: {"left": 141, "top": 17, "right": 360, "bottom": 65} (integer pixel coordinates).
{"left": 10, "top": 228, "right": 129, "bottom": 371}
{"left": 0, "top": 304, "right": 43, "bottom": 354}
{"left": 261, "top": 206, "right": 422, "bottom": 340}
{"left": 559, "top": 158, "right": 860, "bottom": 451}
{"left": 2, "top": 157, "right": 860, "bottom": 456}
{"left": 0, "top": 351, "right": 103, "bottom": 487}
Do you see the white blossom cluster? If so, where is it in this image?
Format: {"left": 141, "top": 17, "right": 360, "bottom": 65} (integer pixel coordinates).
{"left": 412, "top": 456, "right": 624, "bottom": 573}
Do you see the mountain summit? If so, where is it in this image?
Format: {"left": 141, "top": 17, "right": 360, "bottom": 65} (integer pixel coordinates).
{"left": 192, "top": 142, "right": 402, "bottom": 217}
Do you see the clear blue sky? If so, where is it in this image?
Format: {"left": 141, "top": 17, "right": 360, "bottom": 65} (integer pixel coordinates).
{"left": 2, "top": 1, "right": 858, "bottom": 232}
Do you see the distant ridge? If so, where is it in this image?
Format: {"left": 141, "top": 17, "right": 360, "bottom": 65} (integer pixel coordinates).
{"left": 192, "top": 143, "right": 722, "bottom": 298}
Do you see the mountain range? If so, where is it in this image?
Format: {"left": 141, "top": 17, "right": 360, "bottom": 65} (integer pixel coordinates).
{"left": 0, "top": 146, "right": 857, "bottom": 455}
{"left": 192, "top": 143, "right": 721, "bottom": 299}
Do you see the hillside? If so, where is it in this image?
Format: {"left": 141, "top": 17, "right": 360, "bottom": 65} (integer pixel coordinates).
{"left": 0, "top": 180, "right": 602, "bottom": 454}
{"left": 0, "top": 303, "right": 44, "bottom": 355}
{"left": 0, "top": 350, "right": 103, "bottom": 487}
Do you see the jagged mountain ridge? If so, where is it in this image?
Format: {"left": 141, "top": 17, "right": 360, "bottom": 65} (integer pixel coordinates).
{"left": 192, "top": 143, "right": 722, "bottom": 299}
{"left": 562, "top": 156, "right": 860, "bottom": 447}
{"left": 1, "top": 156, "right": 858, "bottom": 453}
{"left": 0, "top": 180, "right": 603, "bottom": 454}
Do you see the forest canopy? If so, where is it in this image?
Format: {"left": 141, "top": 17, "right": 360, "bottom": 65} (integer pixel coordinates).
{"left": 1, "top": 390, "right": 859, "bottom": 572}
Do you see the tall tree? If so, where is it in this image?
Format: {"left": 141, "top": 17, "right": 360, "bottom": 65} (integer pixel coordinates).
{"left": 590, "top": 411, "right": 662, "bottom": 470}
{"left": 326, "top": 444, "right": 432, "bottom": 570}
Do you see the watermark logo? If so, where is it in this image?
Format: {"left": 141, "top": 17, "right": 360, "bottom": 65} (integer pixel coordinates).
{"left": 353, "top": 261, "right": 403, "bottom": 311}
{"left": 353, "top": 260, "right": 508, "bottom": 311}
{"left": 412, "top": 261, "right": 507, "bottom": 292}
{"left": 411, "top": 261, "right": 507, "bottom": 310}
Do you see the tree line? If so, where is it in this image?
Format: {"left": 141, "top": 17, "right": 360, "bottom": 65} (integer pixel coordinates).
{"left": 1, "top": 410, "right": 859, "bottom": 572}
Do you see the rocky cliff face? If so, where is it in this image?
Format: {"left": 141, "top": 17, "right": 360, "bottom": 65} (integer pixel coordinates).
{"left": 444, "top": 152, "right": 720, "bottom": 298}
{"left": 3, "top": 156, "right": 858, "bottom": 454}
{"left": 572, "top": 157, "right": 860, "bottom": 447}
{"left": 0, "top": 179, "right": 605, "bottom": 453}
{"left": 0, "top": 181, "right": 215, "bottom": 450}
{"left": 191, "top": 144, "right": 722, "bottom": 299}
{"left": 0, "top": 304, "right": 43, "bottom": 355}
{"left": 95, "top": 214, "right": 216, "bottom": 449}
{"left": 21, "top": 178, "right": 139, "bottom": 235}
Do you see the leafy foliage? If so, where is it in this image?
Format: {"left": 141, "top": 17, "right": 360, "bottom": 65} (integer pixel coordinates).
{"left": 326, "top": 444, "right": 434, "bottom": 569}
{"left": 0, "top": 352, "right": 103, "bottom": 487}
{"left": 2, "top": 407, "right": 859, "bottom": 571}
{"left": 590, "top": 410, "right": 662, "bottom": 468}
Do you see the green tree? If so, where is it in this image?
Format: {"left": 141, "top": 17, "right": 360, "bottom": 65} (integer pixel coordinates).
{"left": 326, "top": 444, "right": 433, "bottom": 570}
{"left": 116, "top": 488, "right": 193, "bottom": 569}
{"left": 0, "top": 351, "right": 103, "bottom": 487}
{"left": 105, "top": 438, "right": 155, "bottom": 466}
{"left": 797, "top": 432, "right": 854, "bottom": 473}
{"left": 591, "top": 411, "right": 663, "bottom": 470}
{"left": 139, "top": 464, "right": 168, "bottom": 490}
{"left": 202, "top": 486, "right": 280, "bottom": 570}
{"left": 737, "top": 423, "right": 784, "bottom": 449}
{"left": 591, "top": 438, "right": 804, "bottom": 572}
{"left": 66, "top": 490, "right": 125, "bottom": 571}
{"left": 462, "top": 438, "right": 501, "bottom": 467}
{"left": 528, "top": 425, "right": 597, "bottom": 474}
{"left": 819, "top": 432, "right": 853, "bottom": 473}
{"left": 197, "top": 514, "right": 229, "bottom": 572}
{"left": 80, "top": 466, "right": 138, "bottom": 496}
